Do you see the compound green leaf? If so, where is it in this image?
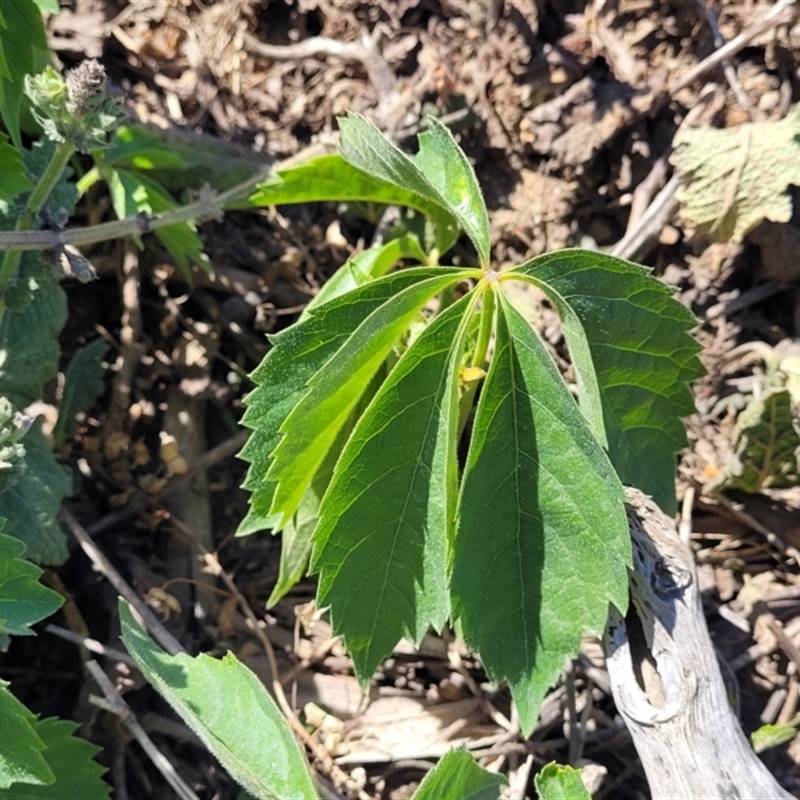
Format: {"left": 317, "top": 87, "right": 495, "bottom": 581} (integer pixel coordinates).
{"left": 534, "top": 762, "right": 591, "bottom": 800}
{"left": 238, "top": 267, "right": 473, "bottom": 535}
{"left": 0, "top": 528, "right": 62, "bottom": 637}
{"left": 52, "top": 338, "right": 110, "bottom": 449}
{"left": 0, "top": 682, "right": 52, "bottom": 790}
{"left": 451, "top": 290, "right": 629, "bottom": 735}
{"left": 510, "top": 249, "right": 703, "bottom": 514}
{"left": 338, "top": 114, "right": 489, "bottom": 265}
{"left": 0, "top": 131, "right": 32, "bottom": 203}
{"left": 412, "top": 748, "right": 506, "bottom": 800}
{"left": 0, "top": 424, "right": 71, "bottom": 565}
{"left": 303, "top": 235, "right": 428, "bottom": 317}
{"left": 312, "top": 293, "right": 475, "bottom": 683}
{"left": 106, "top": 167, "right": 211, "bottom": 278}
{"left": 0, "top": 717, "right": 110, "bottom": 800}
{"left": 243, "top": 153, "right": 458, "bottom": 254}
{"left": 119, "top": 602, "right": 316, "bottom": 800}
{"left": 268, "top": 269, "right": 473, "bottom": 526}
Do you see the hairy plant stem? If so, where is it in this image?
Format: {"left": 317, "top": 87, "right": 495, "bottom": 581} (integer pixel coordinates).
{"left": 457, "top": 283, "right": 495, "bottom": 437}
{"left": 0, "top": 167, "right": 270, "bottom": 254}
{"left": 0, "top": 141, "right": 76, "bottom": 307}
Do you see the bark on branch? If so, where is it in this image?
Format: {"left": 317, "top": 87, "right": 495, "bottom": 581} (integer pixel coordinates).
{"left": 605, "top": 488, "right": 793, "bottom": 800}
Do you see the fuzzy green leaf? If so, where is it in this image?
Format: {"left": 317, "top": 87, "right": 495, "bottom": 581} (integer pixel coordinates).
{"left": 534, "top": 762, "right": 591, "bottom": 800}
{"left": 267, "top": 269, "right": 474, "bottom": 526}
{"left": 338, "top": 114, "right": 490, "bottom": 265}
{"left": 0, "top": 683, "right": 52, "bottom": 790}
{"left": 106, "top": 167, "right": 211, "bottom": 278}
{"left": 52, "top": 338, "right": 109, "bottom": 449}
{"left": 0, "top": 131, "right": 32, "bottom": 202}
{"left": 0, "top": 717, "right": 110, "bottom": 799}
{"left": 238, "top": 267, "right": 474, "bottom": 535}
{"left": 671, "top": 104, "right": 800, "bottom": 242}
{"left": 510, "top": 250, "right": 703, "bottom": 514}
{"left": 0, "top": 528, "right": 62, "bottom": 637}
{"left": 119, "top": 602, "right": 316, "bottom": 800}
{"left": 451, "top": 290, "right": 629, "bottom": 735}
{"left": 243, "top": 153, "right": 459, "bottom": 254}
{"left": 312, "top": 293, "right": 475, "bottom": 682}
{"left": 0, "top": 261, "right": 67, "bottom": 408}
{"left": 412, "top": 748, "right": 506, "bottom": 800}
{"left": 0, "top": 424, "right": 71, "bottom": 565}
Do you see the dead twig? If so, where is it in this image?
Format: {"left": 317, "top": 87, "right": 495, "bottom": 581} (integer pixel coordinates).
{"left": 673, "top": 0, "right": 795, "bottom": 94}
{"left": 85, "top": 660, "right": 199, "bottom": 800}
{"left": 45, "top": 624, "right": 137, "bottom": 667}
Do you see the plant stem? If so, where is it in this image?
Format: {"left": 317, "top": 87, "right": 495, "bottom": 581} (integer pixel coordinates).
{"left": 0, "top": 166, "right": 271, "bottom": 253}
{"left": 457, "top": 283, "right": 495, "bottom": 437}
{"left": 0, "top": 141, "right": 76, "bottom": 296}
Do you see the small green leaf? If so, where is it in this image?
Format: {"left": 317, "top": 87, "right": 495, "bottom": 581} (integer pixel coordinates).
{"left": 0, "top": 717, "right": 110, "bottom": 799}
{"left": 0, "top": 424, "right": 72, "bottom": 565}
{"left": 238, "top": 267, "right": 473, "bottom": 535}
{"left": 510, "top": 250, "right": 703, "bottom": 514}
{"left": 0, "top": 131, "right": 32, "bottom": 202}
{"left": 268, "top": 269, "right": 473, "bottom": 526}
{"left": 0, "top": 682, "right": 53, "bottom": 790}
{"left": 119, "top": 602, "right": 316, "bottom": 800}
{"left": 414, "top": 118, "right": 490, "bottom": 266}
{"left": 0, "top": 528, "right": 62, "bottom": 637}
{"left": 412, "top": 748, "right": 506, "bottom": 800}
{"left": 243, "top": 153, "right": 458, "bottom": 253}
{"left": 312, "top": 293, "right": 475, "bottom": 684}
{"left": 451, "top": 290, "right": 629, "bottom": 734}
{"left": 102, "top": 125, "right": 192, "bottom": 171}
{"left": 534, "top": 762, "right": 591, "bottom": 800}
{"left": 106, "top": 167, "right": 211, "bottom": 278}
{"left": 751, "top": 718, "right": 800, "bottom": 754}
{"left": 303, "top": 235, "right": 428, "bottom": 317}
{"left": 52, "top": 338, "right": 110, "bottom": 449}
{"left": 338, "top": 114, "right": 489, "bottom": 264}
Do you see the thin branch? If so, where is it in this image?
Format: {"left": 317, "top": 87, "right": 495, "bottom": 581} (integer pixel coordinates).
{"left": 85, "top": 661, "right": 199, "bottom": 800}
{"left": 45, "top": 624, "right": 137, "bottom": 666}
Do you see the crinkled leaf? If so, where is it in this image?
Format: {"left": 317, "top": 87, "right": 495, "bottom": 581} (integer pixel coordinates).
{"left": 0, "top": 424, "right": 71, "bottom": 565}
{"left": 312, "top": 293, "right": 475, "bottom": 682}
{"left": 534, "top": 762, "right": 591, "bottom": 800}
{"left": 238, "top": 267, "right": 473, "bottom": 535}
{"left": 52, "top": 338, "right": 109, "bottom": 449}
{"left": 671, "top": 104, "right": 800, "bottom": 242}
{"left": 242, "top": 153, "right": 459, "bottom": 255}
{"left": 0, "top": 717, "right": 110, "bottom": 800}
{"left": 451, "top": 290, "right": 629, "bottom": 735}
{"left": 0, "top": 682, "right": 52, "bottom": 790}
{"left": 0, "top": 0, "right": 50, "bottom": 148}
{"left": 510, "top": 249, "right": 703, "bottom": 514}
{"left": 268, "top": 269, "right": 473, "bottom": 526}
{"left": 338, "top": 114, "right": 489, "bottom": 264}
{"left": 0, "top": 131, "right": 32, "bottom": 202}
{"left": 0, "top": 260, "right": 67, "bottom": 407}
{"left": 303, "top": 235, "right": 427, "bottom": 317}
{"left": 0, "top": 528, "right": 62, "bottom": 637}
{"left": 106, "top": 167, "right": 211, "bottom": 278}
{"left": 119, "top": 601, "right": 316, "bottom": 800}
{"left": 412, "top": 748, "right": 506, "bottom": 800}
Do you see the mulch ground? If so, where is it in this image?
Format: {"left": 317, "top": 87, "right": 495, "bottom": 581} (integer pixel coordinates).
{"left": 5, "top": 1, "right": 800, "bottom": 798}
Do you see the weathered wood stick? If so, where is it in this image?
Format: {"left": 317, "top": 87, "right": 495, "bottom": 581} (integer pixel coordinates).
{"left": 605, "top": 488, "right": 794, "bottom": 800}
